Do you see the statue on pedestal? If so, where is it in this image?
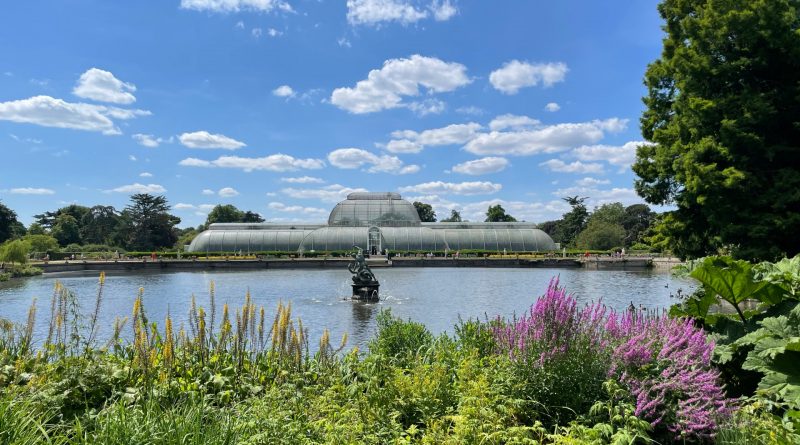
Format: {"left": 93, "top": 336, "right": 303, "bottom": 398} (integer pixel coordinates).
{"left": 348, "top": 246, "right": 379, "bottom": 301}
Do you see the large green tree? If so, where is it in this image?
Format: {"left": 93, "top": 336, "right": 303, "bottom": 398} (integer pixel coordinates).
{"left": 621, "top": 204, "right": 656, "bottom": 247}
{"left": 204, "top": 205, "right": 265, "bottom": 228}
{"left": 485, "top": 205, "right": 517, "bottom": 222}
{"left": 51, "top": 214, "right": 81, "bottom": 246}
{"left": 0, "top": 201, "right": 23, "bottom": 243}
{"left": 413, "top": 202, "right": 437, "bottom": 222}
{"left": 555, "top": 196, "right": 588, "bottom": 247}
{"left": 440, "top": 209, "right": 462, "bottom": 222}
{"left": 124, "top": 194, "right": 181, "bottom": 250}
{"left": 81, "top": 205, "right": 121, "bottom": 245}
{"left": 633, "top": 0, "right": 800, "bottom": 260}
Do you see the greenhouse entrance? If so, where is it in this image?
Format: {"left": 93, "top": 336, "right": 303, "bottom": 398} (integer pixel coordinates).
{"left": 368, "top": 227, "right": 382, "bottom": 256}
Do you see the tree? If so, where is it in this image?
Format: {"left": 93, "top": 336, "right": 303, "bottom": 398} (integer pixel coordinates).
{"left": 0, "top": 239, "right": 29, "bottom": 265}
{"left": 538, "top": 220, "right": 562, "bottom": 243}
{"left": 575, "top": 221, "right": 626, "bottom": 251}
{"left": 555, "top": 196, "right": 588, "bottom": 247}
{"left": 51, "top": 214, "right": 81, "bottom": 246}
{"left": 633, "top": 0, "right": 800, "bottom": 260}
{"left": 413, "top": 202, "right": 437, "bottom": 222}
{"left": 35, "top": 205, "right": 90, "bottom": 230}
{"left": 23, "top": 234, "right": 59, "bottom": 253}
{"left": 81, "top": 205, "right": 120, "bottom": 245}
{"left": 124, "top": 194, "right": 181, "bottom": 250}
{"left": 485, "top": 205, "right": 517, "bottom": 222}
{"left": 0, "top": 201, "right": 22, "bottom": 243}
{"left": 441, "top": 209, "right": 462, "bottom": 222}
{"left": 621, "top": 204, "right": 656, "bottom": 247}
{"left": 241, "top": 211, "right": 265, "bottom": 223}
{"left": 26, "top": 223, "right": 46, "bottom": 236}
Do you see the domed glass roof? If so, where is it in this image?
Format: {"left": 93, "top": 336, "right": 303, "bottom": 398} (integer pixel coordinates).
{"left": 327, "top": 192, "right": 421, "bottom": 227}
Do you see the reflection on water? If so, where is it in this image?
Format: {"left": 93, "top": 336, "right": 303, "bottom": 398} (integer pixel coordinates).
{"left": 0, "top": 268, "right": 695, "bottom": 350}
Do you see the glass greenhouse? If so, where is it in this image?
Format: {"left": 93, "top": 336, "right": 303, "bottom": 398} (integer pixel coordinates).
{"left": 187, "top": 192, "right": 557, "bottom": 254}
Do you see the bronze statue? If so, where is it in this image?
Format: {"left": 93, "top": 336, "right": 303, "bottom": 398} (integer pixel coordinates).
{"left": 348, "top": 246, "right": 377, "bottom": 285}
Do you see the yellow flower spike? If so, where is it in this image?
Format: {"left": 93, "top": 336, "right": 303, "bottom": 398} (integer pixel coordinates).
{"left": 99, "top": 272, "right": 105, "bottom": 285}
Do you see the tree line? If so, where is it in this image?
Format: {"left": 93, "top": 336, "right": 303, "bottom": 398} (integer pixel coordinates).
{"left": 0, "top": 194, "right": 265, "bottom": 254}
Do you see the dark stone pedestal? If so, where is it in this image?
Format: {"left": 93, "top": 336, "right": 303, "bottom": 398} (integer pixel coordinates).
{"left": 352, "top": 282, "right": 379, "bottom": 301}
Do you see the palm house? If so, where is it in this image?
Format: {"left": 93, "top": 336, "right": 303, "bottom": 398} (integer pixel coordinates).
{"left": 187, "top": 192, "right": 557, "bottom": 254}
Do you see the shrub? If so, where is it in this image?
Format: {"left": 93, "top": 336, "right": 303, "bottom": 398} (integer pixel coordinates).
{"left": 369, "top": 309, "right": 433, "bottom": 360}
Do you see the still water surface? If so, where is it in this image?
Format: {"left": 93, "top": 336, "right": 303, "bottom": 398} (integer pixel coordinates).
{"left": 0, "top": 268, "right": 695, "bottom": 349}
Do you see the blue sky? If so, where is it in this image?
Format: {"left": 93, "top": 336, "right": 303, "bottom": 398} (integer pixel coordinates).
{"left": 0, "top": 0, "right": 665, "bottom": 228}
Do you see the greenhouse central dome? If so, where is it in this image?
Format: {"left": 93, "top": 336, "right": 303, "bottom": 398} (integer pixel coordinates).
{"left": 187, "top": 192, "right": 557, "bottom": 254}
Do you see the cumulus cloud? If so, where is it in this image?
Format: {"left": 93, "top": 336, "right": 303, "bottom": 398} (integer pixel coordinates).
{"left": 9, "top": 187, "right": 55, "bottom": 195}
{"left": 488, "top": 114, "right": 540, "bottom": 131}
{"left": 201, "top": 189, "right": 215, "bottom": 195}
{"left": 106, "top": 183, "right": 166, "bottom": 194}
{"left": 346, "top": 0, "right": 426, "bottom": 25}
{"left": 0, "top": 95, "right": 149, "bottom": 135}
{"left": 281, "top": 184, "right": 368, "bottom": 202}
{"left": 464, "top": 118, "right": 627, "bottom": 156}
{"left": 174, "top": 203, "right": 216, "bottom": 212}
{"left": 132, "top": 133, "right": 172, "bottom": 148}
{"left": 139, "top": 172, "right": 153, "bottom": 177}
{"left": 545, "top": 102, "right": 560, "bottom": 112}
{"left": 489, "top": 60, "right": 568, "bottom": 94}
{"left": 574, "top": 177, "right": 610, "bottom": 187}
{"left": 180, "top": 0, "right": 293, "bottom": 13}
{"left": 272, "top": 85, "right": 295, "bottom": 98}
{"left": 179, "top": 131, "right": 246, "bottom": 150}
{"left": 399, "top": 181, "right": 501, "bottom": 196}
{"left": 218, "top": 187, "right": 239, "bottom": 197}
{"left": 328, "top": 148, "right": 419, "bottom": 174}
{"left": 571, "top": 141, "right": 646, "bottom": 170}
{"left": 179, "top": 154, "right": 325, "bottom": 172}
{"left": 267, "top": 202, "right": 328, "bottom": 216}
{"left": 385, "top": 122, "right": 481, "bottom": 153}
{"left": 539, "top": 159, "right": 604, "bottom": 174}
{"left": 406, "top": 98, "right": 446, "bottom": 116}
{"left": 330, "top": 55, "right": 470, "bottom": 114}
{"left": 430, "top": 0, "right": 457, "bottom": 20}
{"left": 72, "top": 68, "right": 137, "bottom": 104}
{"left": 451, "top": 157, "right": 509, "bottom": 175}
{"left": 280, "top": 176, "right": 325, "bottom": 184}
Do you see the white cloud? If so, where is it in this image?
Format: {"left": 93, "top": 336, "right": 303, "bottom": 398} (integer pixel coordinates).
{"left": 180, "top": 0, "right": 293, "bottom": 13}
{"left": 174, "top": 203, "right": 216, "bottom": 213}
{"left": 488, "top": 114, "right": 540, "bottom": 131}
{"left": 9, "top": 187, "right": 55, "bottom": 195}
{"left": 430, "top": 0, "right": 457, "bottom": 20}
{"left": 399, "top": 181, "right": 501, "bottom": 195}
{"left": 132, "top": 133, "right": 170, "bottom": 148}
{"left": 9, "top": 134, "right": 42, "bottom": 144}
{"left": 268, "top": 201, "right": 327, "bottom": 216}
{"left": 201, "top": 189, "right": 215, "bottom": 195}
{"left": 455, "top": 105, "right": 484, "bottom": 116}
{"left": 552, "top": 186, "right": 643, "bottom": 207}
{"left": 139, "top": 172, "right": 153, "bottom": 177}
{"left": 174, "top": 203, "right": 196, "bottom": 210}
{"left": 218, "top": 187, "right": 239, "bottom": 197}
{"left": 451, "top": 157, "right": 509, "bottom": 175}
{"left": 539, "top": 159, "right": 604, "bottom": 174}
{"left": 282, "top": 184, "right": 368, "bottom": 202}
{"left": 280, "top": 176, "right": 325, "bottom": 184}
{"left": 489, "top": 60, "right": 568, "bottom": 94}
{"left": 403, "top": 194, "right": 570, "bottom": 223}
{"left": 106, "top": 183, "right": 166, "bottom": 194}
{"left": 73, "top": 68, "right": 136, "bottom": 104}
{"left": 384, "top": 139, "right": 423, "bottom": 154}
{"left": 272, "top": 85, "right": 295, "bottom": 98}
{"left": 179, "top": 154, "right": 325, "bottom": 172}
{"left": 571, "top": 141, "right": 645, "bottom": 170}
{"left": 267, "top": 28, "right": 282, "bottom": 37}
{"left": 385, "top": 122, "right": 481, "bottom": 153}
{"left": 330, "top": 55, "right": 470, "bottom": 114}
{"left": 346, "top": 0, "right": 427, "bottom": 26}
{"left": 128, "top": 155, "right": 137, "bottom": 161}
{"left": 337, "top": 37, "right": 352, "bottom": 47}
{"left": 406, "top": 98, "right": 445, "bottom": 116}
{"left": 464, "top": 118, "right": 627, "bottom": 156}
{"left": 251, "top": 28, "right": 262, "bottom": 38}
{"left": 574, "top": 177, "right": 610, "bottom": 187}
{"left": 178, "top": 131, "right": 246, "bottom": 150}
{"left": 0, "top": 95, "right": 150, "bottom": 135}
{"left": 235, "top": 20, "right": 245, "bottom": 29}
{"left": 328, "top": 148, "right": 419, "bottom": 174}
{"left": 545, "top": 102, "right": 560, "bottom": 112}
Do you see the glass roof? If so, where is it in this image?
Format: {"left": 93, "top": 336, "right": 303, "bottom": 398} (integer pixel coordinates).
{"left": 328, "top": 193, "right": 421, "bottom": 227}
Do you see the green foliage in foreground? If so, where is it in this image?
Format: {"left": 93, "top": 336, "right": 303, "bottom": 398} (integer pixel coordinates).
{"left": 0, "top": 272, "right": 797, "bottom": 444}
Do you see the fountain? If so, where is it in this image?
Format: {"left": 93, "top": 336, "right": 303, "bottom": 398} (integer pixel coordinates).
{"left": 348, "top": 246, "right": 379, "bottom": 301}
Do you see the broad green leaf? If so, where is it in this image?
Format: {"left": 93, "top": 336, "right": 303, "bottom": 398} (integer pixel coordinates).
{"left": 690, "top": 256, "right": 765, "bottom": 306}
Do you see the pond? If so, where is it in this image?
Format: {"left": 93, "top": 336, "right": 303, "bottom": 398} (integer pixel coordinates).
{"left": 0, "top": 268, "right": 695, "bottom": 350}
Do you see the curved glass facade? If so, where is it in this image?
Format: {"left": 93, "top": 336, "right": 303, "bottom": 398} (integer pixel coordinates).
{"left": 187, "top": 192, "right": 557, "bottom": 253}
